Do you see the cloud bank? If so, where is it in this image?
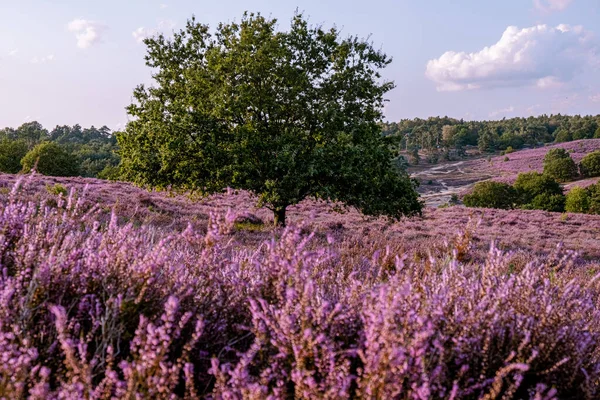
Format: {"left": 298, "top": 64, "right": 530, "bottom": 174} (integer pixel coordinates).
{"left": 426, "top": 24, "right": 597, "bottom": 92}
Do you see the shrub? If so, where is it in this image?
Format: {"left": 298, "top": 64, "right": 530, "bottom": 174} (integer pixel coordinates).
{"left": 529, "top": 193, "right": 566, "bottom": 212}
{"left": 504, "top": 156, "right": 510, "bottom": 162}
{"left": 0, "top": 139, "right": 28, "bottom": 173}
{"left": 588, "top": 183, "right": 600, "bottom": 214}
{"left": 97, "top": 164, "right": 122, "bottom": 181}
{"left": 544, "top": 157, "right": 579, "bottom": 182}
{"left": 0, "top": 184, "right": 599, "bottom": 398}
{"left": 543, "top": 149, "right": 578, "bottom": 182}
{"left": 580, "top": 151, "right": 600, "bottom": 178}
{"left": 514, "top": 172, "right": 563, "bottom": 205}
{"left": 21, "top": 142, "right": 79, "bottom": 177}
{"left": 463, "top": 181, "right": 517, "bottom": 209}
{"left": 46, "top": 183, "right": 68, "bottom": 197}
{"left": 565, "top": 187, "right": 591, "bottom": 213}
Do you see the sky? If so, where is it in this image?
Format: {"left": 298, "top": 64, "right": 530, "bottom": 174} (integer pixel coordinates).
{"left": 0, "top": 0, "right": 599, "bottom": 131}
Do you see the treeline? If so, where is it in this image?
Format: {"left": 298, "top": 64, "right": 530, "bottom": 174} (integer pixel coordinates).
{"left": 0, "top": 121, "right": 119, "bottom": 178}
{"left": 382, "top": 114, "right": 600, "bottom": 164}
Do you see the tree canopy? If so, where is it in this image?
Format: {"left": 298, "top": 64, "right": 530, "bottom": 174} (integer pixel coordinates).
{"left": 21, "top": 142, "right": 80, "bottom": 177}
{"left": 118, "top": 12, "right": 422, "bottom": 225}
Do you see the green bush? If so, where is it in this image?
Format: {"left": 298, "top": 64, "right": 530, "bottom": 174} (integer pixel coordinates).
{"left": 0, "top": 139, "right": 28, "bottom": 173}
{"left": 565, "top": 187, "right": 590, "bottom": 213}
{"left": 463, "top": 181, "right": 517, "bottom": 209}
{"left": 588, "top": 183, "right": 600, "bottom": 214}
{"left": 514, "top": 172, "right": 563, "bottom": 205}
{"left": 529, "top": 193, "right": 565, "bottom": 212}
{"left": 21, "top": 142, "right": 79, "bottom": 177}
{"left": 97, "top": 165, "right": 122, "bottom": 181}
{"left": 543, "top": 149, "right": 578, "bottom": 182}
{"left": 580, "top": 151, "right": 600, "bottom": 178}
{"left": 46, "top": 183, "right": 68, "bottom": 197}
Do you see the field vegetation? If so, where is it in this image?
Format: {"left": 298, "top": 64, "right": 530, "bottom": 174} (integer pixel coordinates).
{"left": 2, "top": 9, "right": 600, "bottom": 399}
{"left": 0, "top": 174, "right": 599, "bottom": 398}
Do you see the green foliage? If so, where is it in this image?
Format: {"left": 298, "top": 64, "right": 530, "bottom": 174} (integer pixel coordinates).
{"left": 384, "top": 114, "right": 599, "bottom": 157}
{"left": 46, "top": 183, "right": 68, "bottom": 197}
{"left": 21, "top": 142, "right": 79, "bottom": 177}
{"left": 554, "top": 128, "right": 572, "bottom": 143}
{"left": 528, "top": 193, "right": 566, "bottom": 212}
{"left": 543, "top": 149, "right": 578, "bottom": 182}
{"left": 97, "top": 165, "right": 122, "bottom": 181}
{"left": 565, "top": 187, "right": 590, "bottom": 213}
{"left": 118, "top": 12, "right": 421, "bottom": 226}
{"left": 580, "top": 151, "right": 600, "bottom": 178}
{"left": 589, "top": 183, "right": 600, "bottom": 214}
{"left": 595, "top": 126, "right": 600, "bottom": 139}
{"left": 0, "top": 122, "right": 118, "bottom": 179}
{"left": 477, "top": 128, "right": 498, "bottom": 153}
{"left": 0, "top": 139, "right": 28, "bottom": 173}
{"left": 463, "top": 181, "right": 517, "bottom": 209}
{"left": 514, "top": 172, "right": 564, "bottom": 206}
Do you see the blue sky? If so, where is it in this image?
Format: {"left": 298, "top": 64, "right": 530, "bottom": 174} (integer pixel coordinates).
{"left": 0, "top": 0, "right": 599, "bottom": 130}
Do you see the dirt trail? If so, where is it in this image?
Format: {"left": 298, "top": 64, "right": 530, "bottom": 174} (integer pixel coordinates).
{"left": 409, "top": 159, "right": 494, "bottom": 207}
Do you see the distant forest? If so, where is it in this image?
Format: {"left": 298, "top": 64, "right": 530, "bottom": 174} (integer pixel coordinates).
{"left": 1, "top": 114, "right": 599, "bottom": 178}
{"left": 0, "top": 122, "right": 119, "bottom": 178}
{"left": 382, "top": 114, "right": 600, "bottom": 165}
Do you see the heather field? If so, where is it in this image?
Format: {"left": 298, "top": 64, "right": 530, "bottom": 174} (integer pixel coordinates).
{"left": 1, "top": 173, "right": 600, "bottom": 398}
{"left": 486, "top": 139, "right": 600, "bottom": 184}
{"left": 412, "top": 139, "right": 600, "bottom": 205}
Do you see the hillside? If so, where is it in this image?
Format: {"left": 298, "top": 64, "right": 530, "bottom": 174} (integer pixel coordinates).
{"left": 486, "top": 139, "right": 600, "bottom": 183}
{"left": 1, "top": 172, "right": 600, "bottom": 398}
{"left": 413, "top": 139, "right": 600, "bottom": 205}
{"left": 4, "top": 172, "right": 600, "bottom": 260}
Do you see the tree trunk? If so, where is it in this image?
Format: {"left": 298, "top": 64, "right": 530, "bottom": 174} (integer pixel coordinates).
{"left": 273, "top": 207, "right": 287, "bottom": 227}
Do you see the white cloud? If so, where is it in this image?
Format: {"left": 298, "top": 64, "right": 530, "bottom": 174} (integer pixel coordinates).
{"left": 67, "top": 19, "right": 107, "bottom": 49}
{"left": 426, "top": 24, "right": 597, "bottom": 92}
{"left": 158, "top": 19, "right": 176, "bottom": 31}
{"left": 132, "top": 20, "right": 176, "bottom": 44}
{"left": 489, "top": 106, "right": 515, "bottom": 117}
{"left": 132, "top": 27, "right": 156, "bottom": 43}
{"left": 590, "top": 93, "right": 600, "bottom": 103}
{"left": 536, "top": 76, "right": 563, "bottom": 89}
{"left": 160, "top": 3, "right": 168, "bottom": 9}
{"left": 31, "top": 54, "right": 55, "bottom": 64}
{"left": 8, "top": 49, "right": 18, "bottom": 56}
{"left": 534, "top": 0, "right": 574, "bottom": 12}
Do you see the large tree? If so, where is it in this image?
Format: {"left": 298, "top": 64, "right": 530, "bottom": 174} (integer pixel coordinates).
{"left": 118, "top": 12, "right": 421, "bottom": 225}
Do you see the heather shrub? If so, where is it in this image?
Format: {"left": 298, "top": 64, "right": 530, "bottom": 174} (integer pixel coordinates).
{"left": 463, "top": 181, "right": 517, "bottom": 209}
{"left": 21, "top": 142, "right": 79, "bottom": 177}
{"left": 566, "top": 187, "right": 591, "bottom": 213}
{"left": 0, "top": 178, "right": 600, "bottom": 398}
{"left": 580, "top": 151, "right": 600, "bottom": 177}
{"left": 543, "top": 149, "right": 578, "bottom": 182}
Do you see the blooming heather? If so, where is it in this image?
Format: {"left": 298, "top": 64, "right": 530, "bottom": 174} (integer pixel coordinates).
{"left": 0, "top": 175, "right": 599, "bottom": 398}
